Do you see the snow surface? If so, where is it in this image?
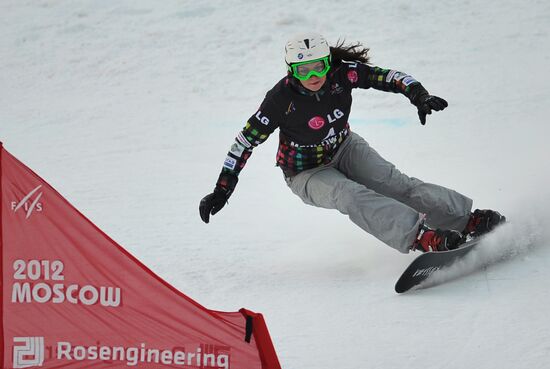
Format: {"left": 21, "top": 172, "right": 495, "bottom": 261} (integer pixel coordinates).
{"left": 2, "top": 0, "right": 550, "bottom": 368}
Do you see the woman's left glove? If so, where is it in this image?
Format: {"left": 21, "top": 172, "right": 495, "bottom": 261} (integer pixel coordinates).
{"left": 416, "top": 94, "right": 448, "bottom": 125}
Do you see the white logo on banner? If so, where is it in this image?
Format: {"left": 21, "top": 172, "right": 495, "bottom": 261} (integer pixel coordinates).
{"left": 12, "top": 185, "right": 44, "bottom": 219}
{"left": 13, "top": 337, "right": 45, "bottom": 368}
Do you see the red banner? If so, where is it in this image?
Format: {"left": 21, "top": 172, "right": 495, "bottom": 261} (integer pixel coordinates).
{"left": 0, "top": 143, "right": 281, "bottom": 369}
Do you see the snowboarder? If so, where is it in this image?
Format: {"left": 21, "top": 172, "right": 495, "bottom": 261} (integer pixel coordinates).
{"left": 199, "top": 33, "right": 505, "bottom": 253}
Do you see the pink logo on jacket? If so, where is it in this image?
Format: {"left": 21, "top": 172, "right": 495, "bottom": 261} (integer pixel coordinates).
{"left": 347, "top": 70, "right": 358, "bottom": 84}
{"left": 308, "top": 116, "right": 326, "bottom": 130}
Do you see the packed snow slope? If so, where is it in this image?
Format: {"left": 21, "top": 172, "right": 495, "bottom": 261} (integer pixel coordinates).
{"left": 2, "top": 1, "right": 550, "bottom": 368}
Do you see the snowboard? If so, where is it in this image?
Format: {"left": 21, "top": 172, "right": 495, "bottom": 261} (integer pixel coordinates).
{"left": 395, "top": 238, "right": 481, "bottom": 293}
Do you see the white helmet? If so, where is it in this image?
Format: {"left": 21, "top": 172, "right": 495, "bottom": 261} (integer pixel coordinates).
{"left": 285, "top": 33, "right": 331, "bottom": 67}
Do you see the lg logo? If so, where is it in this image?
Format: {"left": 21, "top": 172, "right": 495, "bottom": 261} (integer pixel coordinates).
{"left": 308, "top": 109, "right": 345, "bottom": 130}
{"left": 254, "top": 110, "right": 270, "bottom": 125}
{"left": 13, "top": 337, "right": 45, "bottom": 368}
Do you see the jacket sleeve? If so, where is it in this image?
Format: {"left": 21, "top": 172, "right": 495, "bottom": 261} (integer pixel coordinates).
{"left": 215, "top": 95, "right": 282, "bottom": 195}
{"left": 341, "top": 62, "right": 429, "bottom": 105}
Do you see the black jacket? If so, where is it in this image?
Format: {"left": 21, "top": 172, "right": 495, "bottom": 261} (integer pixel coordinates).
{"left": 215, "top": 61, "right": 428, "bottom": 193}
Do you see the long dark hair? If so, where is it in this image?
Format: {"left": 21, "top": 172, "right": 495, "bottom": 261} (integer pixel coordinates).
{"left": 330, "top": 39, "right": 371, "bottom": 66}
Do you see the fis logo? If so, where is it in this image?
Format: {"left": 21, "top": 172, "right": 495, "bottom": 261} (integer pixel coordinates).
{"left": 13, "top": 337, "right": 45, "bottom": 368}
{"left": 330, "top": 83, "right": 344, "bottom": 95}
{"left": 285, "top": 101, "right": 296, "bottom": 116}
{"left": 11, "top": 185, "right": 44, "bottom": 219}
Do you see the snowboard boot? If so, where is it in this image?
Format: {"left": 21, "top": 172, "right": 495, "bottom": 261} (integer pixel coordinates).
{"left": 463, "top": 209, "right": 506, "bottom": 238}
{"left": 412, "top": 224, "right": 465, "bottom": 253}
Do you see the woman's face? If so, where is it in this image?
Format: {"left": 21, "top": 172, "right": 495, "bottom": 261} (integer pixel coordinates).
{"left": 299, "top": 75, "right": 327, "bottom": 92}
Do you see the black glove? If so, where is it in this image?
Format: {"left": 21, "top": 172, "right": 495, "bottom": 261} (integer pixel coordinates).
{"left": 416, "top": 94, "right": 448, "bottom": 125}
{"left": 199, "top": 187, "right": 230, "bottom": 223}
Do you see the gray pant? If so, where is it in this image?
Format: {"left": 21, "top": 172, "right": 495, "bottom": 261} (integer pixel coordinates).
{"left": 285, "top": 132, "right": 473, "bottom": 253}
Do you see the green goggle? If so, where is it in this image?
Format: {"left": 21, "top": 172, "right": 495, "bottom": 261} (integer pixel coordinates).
{"left": 289, "top": 56, "right": 331, "bottom": 81}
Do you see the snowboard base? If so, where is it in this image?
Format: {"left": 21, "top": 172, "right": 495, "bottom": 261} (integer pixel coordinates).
{"left": 395, "top": 238, "right": 481, "bottom": 293}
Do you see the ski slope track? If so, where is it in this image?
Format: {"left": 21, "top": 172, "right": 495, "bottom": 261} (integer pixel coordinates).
{"left": 2, "top": 1, "right": 550, "bottom": 368}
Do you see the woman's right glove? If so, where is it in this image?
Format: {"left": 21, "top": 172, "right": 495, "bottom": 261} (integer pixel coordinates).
{"left": 199, "top": 187, "right": 230, "bottom": 223}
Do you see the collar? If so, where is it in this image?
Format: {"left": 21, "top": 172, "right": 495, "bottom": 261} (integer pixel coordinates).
{"left": 288, "top": 76, "right": 328, "bottom": 100}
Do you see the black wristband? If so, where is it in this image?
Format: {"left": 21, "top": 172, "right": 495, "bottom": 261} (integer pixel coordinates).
{"left": 408, "top": 84, "right": 429, "bottom": 106}
{"left": 215, "top": 172, "right": 239, "bottom": 197}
